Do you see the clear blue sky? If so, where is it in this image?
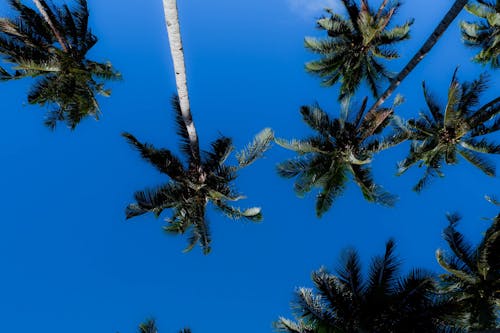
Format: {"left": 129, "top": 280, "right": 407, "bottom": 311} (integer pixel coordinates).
{"left": 0, "top": 0, "right": 498, "bottom": 332}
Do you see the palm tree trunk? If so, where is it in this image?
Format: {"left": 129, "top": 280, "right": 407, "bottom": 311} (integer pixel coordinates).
{"left": 368, "top": 0, "right": 468, "bottom": 113}
{"left": 32, "top": 0, "right": 69, "bottom": 52}
{"left": 162, "top": 0, "right": 201, "bottom": 164}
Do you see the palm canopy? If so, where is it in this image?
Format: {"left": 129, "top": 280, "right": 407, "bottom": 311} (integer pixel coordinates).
{"left": 0, "top": 0, "right": 120, "bottom": 129}
{"left": 305, "top": 0, "right": 413, "bottom": 100}
{"left": 124, "top": 96, "right": 273, "bottom": 255}
{"left": 436, "top": 212, "right": 500, "bottom": 331}
{"left": 461, "top": 0, "right": 500, "bottom": 68}
{"left": 276, "top": 98, "right": 401, "bottom": 217}
{"left": 137, "top": 319, "right": 191, "bottom": 333}
{"left": 275, "top": 239, "right": 460, "bottom": 333}
{"left": 397, "top": 70, "right": 500, "bottom": 192}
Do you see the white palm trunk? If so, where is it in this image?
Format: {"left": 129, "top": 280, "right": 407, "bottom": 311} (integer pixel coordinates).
{"left": 162, "top": 0, "right": 200, "bottom": 163}
{"left": 32, "top": 0, "right": 68, "bottom": 52}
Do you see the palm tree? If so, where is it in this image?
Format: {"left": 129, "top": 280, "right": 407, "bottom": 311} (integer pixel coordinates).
{"left": 0, "top": 0, "right": 120, "bottom": 129}
{"left": 276, "top": 98, "right": 401, "bottom": 217}
{"left": 436, "top": 212, "right": 500, "bottom": 331}
{"left": 137, "top": 319, "right": 191, "bottom": 333}
{"left": 124, "top": 97, "right": 273, "bottom": 254}
{"left": 368, "top": 0, "right": 469, "bottom": 113}
{"left": 305, "top": 0, "right": 413, "bottom": 100}
{"left": 461, "top": 0, "right": 500, "bottom": 68}
{"left": 275, "top": 239, "right": 460, "bottom": 333}
{"left": 397, "top": 70, "right": 500, "bottom": 192}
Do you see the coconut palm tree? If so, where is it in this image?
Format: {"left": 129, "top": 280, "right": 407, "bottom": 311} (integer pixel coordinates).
{"left": 0, "top": 0, "right": 120, "bottom": 129}
{"left": 124, "top": 97, "right": 272, "bottom": 254}
{"left": 369, "top": 0, "right": 469, "bottom": 113}
{"left": 137, "top": 319, "right": 191, "bottom": 333}
{"left": 276, "top": 97, "right": 402, "bottom": 217}
{"left": 436, "top": 212, "right": 500, "bottom": 331}
{"left": 275, "top": 239, "right": 461, "bottom": 333}
{"left": 461, "top": 0, "right": 500, "bottom": 68}
{"left": 305, "top": 0, "right": 413, "bottom": 100}
{"left": 396, "top": 70, "right": 500, "bottom": 192}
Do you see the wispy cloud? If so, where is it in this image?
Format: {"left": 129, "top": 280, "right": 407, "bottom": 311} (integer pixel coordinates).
{"left": 288, "top": 0, "right": 341, "bottom": 18}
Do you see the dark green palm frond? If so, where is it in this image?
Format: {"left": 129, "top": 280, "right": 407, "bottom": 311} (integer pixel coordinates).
{"left": 422, "top": 81, "right": 443, "bottom": 123}
{"left": 202, "top": 136, "right": 233, "bottom": 172}
{"left": 212, "top": 201, "right": 262, "bottom": 222}
{"left": 299, "top": 104, "right": 333, "bottom": 135}
{"left": 126, "top": 183, "right": 181, "bottom": 219}
{"left": 457, "top": 147, "right": 496, "bottom": 176}
{"left": 122, "top": 132, "right": 185, "bottom": 179}
{"left": 236, "top": 127, "right": 273, "bottom": 168}
{"left": 442, "top": 215, "right": 477, "bottom": 272}
{"left": 350, "top": 164, "right": 396, "bottom": 206}
{"left": 312, "top": 268, "right": 354, "bottom": 325}
{"left": 336, "top": 248, "right": 363, "bottom": 297}
{"left": 138, "top": 319, "right": 158, "bottom": 333}
{"left": 170, "top": 95, "right": 194, "bottom": 159}
{"left": 444, "top": 69, "right": 463, "bottom": 126}
{"left": 186, "top": 206, "right": 210, "bottom": 255}
{"left": 366, "top": 239, "right": 400, "bottom": 296}
{"left": 315, "top": 164, "right": 349, "bottom": 217}
{"left": 458, "top": 73, "right": 489, "bottom": 112}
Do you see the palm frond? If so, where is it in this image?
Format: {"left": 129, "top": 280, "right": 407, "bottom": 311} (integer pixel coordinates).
{"left": 122, "top": 132, "right": 185, "bottom": 179}
{"left": 236, "top": 127, "right": 273, "bottom": 168}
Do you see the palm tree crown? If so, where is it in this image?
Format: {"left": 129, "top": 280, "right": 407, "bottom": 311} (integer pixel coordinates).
{"left": 124, "top": 97, "right": 273, "bottom": 254}
{"left": 0, "top": 0, "right": 120, "bottom": 129}
{"left": 276, "top": 98, "right": 400, "bottom": 217}
{"left": 276, "top": 239, "right": 459, "bottom": 333}
{"left": 397, "top": 70, "right": 500, "bottom": 192}
{"left": 461, "top": 0, "right": 500, "bottom": 68}
{"left": 305, "top": 0, "right": 413, "bottom": 100}
{"left": 436, "top": 211, "right": 500, "bottom": 331}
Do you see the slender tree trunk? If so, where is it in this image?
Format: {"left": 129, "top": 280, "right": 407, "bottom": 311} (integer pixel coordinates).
{"left": 368, "top": 0, "right": 468, "bottom": 114}
{"left": 32, "top": 0, "right": 69, "bottom": 52}
{"left": 162, "top": 0, "right": 201, "bottom": 165}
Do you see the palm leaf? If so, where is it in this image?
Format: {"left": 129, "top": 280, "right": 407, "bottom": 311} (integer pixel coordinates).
{"left": 236, "top": 128, "right": 273, "bottom": 168}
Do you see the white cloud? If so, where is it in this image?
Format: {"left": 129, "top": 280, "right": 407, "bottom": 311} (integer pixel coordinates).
{"left": 288, "top": 0, "right": 341, "bottom": 17}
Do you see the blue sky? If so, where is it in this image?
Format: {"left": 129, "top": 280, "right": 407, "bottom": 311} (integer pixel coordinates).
{"left": 0, "top": 0, "right": 499, "bottom": 332}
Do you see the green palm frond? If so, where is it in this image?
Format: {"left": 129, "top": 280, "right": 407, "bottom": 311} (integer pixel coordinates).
{"left": 212, "top": 201, "right": 262, "bottom": 222}
{"left": 461, "top": 0, "right": 499, "bottom": 67}
{"left": 236, "top": 127, "right": 273, "bottom": 168}
{"left": 122, "top": 132, "right": 185, "bottom": 179}
{"left": 138, "top": 319, "right": 158, "bottom": 333}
